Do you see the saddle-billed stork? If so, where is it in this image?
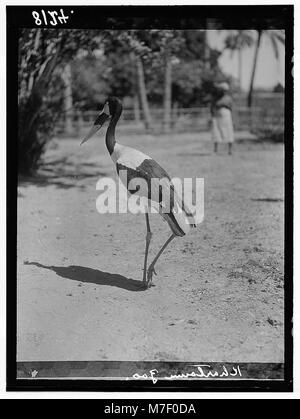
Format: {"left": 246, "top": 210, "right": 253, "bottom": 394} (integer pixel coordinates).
{"left": 81, "top": 97, "right": 196, "bottom": 288}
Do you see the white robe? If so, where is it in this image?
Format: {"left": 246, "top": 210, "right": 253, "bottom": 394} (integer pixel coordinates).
{"left": 212, "top": 108, "right": 234, "bottom": 144}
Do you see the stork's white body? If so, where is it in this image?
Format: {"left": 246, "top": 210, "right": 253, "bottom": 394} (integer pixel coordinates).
{"left": 111, "top": 143, "right": 195, "bottom": 237}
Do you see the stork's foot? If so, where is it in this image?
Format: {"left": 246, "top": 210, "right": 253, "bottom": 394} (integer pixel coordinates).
{"left": 136, "top": 282, "right": 148, "bottom": 290}
{"left": 146, "top": 264, "right": 157, "bottom": 288}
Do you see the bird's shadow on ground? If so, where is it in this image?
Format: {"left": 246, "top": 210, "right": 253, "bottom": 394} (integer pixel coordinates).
{"left": 24, "top": 261, "right": 147, "bottom": 292}
{"left": 177, "top": 152, "right": 212, "bottom": 157}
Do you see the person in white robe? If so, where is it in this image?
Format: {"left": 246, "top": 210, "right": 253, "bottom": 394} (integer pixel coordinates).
{"left": 210, "top": 82, "right": 234, "bottom": 155}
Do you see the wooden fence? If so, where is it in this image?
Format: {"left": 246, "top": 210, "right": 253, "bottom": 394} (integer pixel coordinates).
{"left": 56, "top": 105, "right": 284, "bottom": 137}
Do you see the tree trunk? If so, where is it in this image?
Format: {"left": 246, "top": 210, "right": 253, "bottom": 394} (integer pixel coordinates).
{"left": 163, "top": 57, "right": 172, "bottom": 133}
{"left": 203, "top": 29, "right": 210, "bottom": 71}
{"left": 62, "top": 63, "right": 73, "bottom": 135}
{"left": 204, "top": 20, "right": 215, "bottom": 70}
{"left": 238, "top": 48, "right": 243, "bottom": 90}
{"left": 133, "top": 94, "right": 140, "bottom": 123}
{"left": 136, "top": 56, "right": 152, "bottom": 131}
{"left": 27, "top": 29, "right": 41, "bottom": 94}
{"left": 247, "top": 30, "right": 262, "bottom": 108}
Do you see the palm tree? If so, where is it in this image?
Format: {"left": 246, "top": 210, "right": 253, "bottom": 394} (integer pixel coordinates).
{"left": 224, "top": 30, "right": 254, "bottom": 90}
{"left": 247, "top": 29, "right": 285, "bottom": 107}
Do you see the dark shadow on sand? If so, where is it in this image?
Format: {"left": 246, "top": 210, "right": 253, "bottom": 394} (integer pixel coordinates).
{"left": 24, "top": 261, "right": 146, "bottom": 292}
{"left": 251, "top": 198, "right": 283, "bottom": 202}
{"left": 177, "top": 152, "right": 212, "bottom": 157}
{"left": 18, "top": 157, "right": 109, "bottom": 190}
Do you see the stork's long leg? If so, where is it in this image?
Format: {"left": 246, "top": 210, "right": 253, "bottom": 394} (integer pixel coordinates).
{"left": 146, "top": 233, "right": 176, "bottom": 287}
{"left": 142, "top": 212, "right": 152, "bottom": 284}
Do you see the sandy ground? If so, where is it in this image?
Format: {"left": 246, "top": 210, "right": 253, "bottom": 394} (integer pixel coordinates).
{"left": 17, "top": 131, "right": 284, "bottom": 362}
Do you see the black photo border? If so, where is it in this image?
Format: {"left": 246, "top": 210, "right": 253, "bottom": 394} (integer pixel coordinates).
{"left": 7, "top": 4, "right": 294, "bottom": 392}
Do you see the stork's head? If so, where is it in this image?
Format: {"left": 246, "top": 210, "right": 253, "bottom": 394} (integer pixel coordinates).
{"left": 80, "top": 97, "right": 122, "bottom": 145}
{"left": 106, "top": 96, "right": 122, "bottom": 116}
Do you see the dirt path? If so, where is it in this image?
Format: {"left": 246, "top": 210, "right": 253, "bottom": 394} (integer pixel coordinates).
{"left": 17, "top": 132, "right": 284, "bottom": 362}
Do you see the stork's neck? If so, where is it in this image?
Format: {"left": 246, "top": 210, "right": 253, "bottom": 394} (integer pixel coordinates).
{"left": 106, "top": 107, "right": 122, "bottom": 155}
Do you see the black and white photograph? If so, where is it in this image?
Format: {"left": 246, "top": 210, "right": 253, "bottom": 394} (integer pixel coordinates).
{"left": 5, "top": 3, "right": 294, "bottom": 394}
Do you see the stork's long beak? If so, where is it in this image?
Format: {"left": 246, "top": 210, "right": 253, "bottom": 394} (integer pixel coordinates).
{"left": 80, "top": 111, "right": 110, "bottom": 146}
